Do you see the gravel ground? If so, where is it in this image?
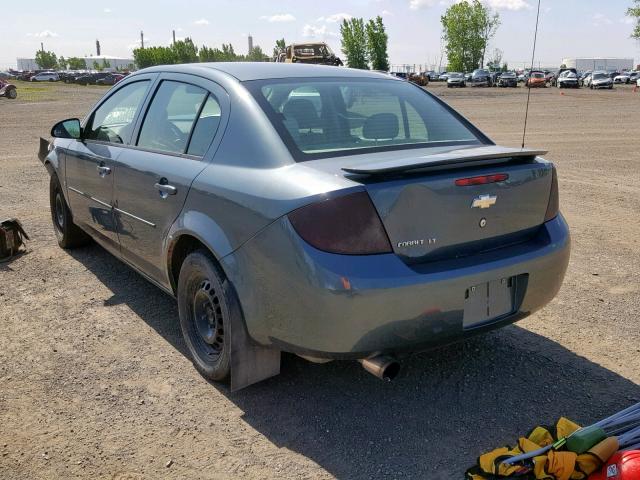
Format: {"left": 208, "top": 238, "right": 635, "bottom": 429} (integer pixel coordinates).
{"left": 1, "top": 80, "right": 639, "bottom": 479}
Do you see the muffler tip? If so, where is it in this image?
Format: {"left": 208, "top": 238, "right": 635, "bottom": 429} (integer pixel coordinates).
{"left": 359, "top": 355, "right": 401, "bottom": 381}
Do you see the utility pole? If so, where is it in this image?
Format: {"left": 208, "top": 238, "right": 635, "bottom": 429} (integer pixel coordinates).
{"left": 40, "top": 42, "right": 44, "bottom": 52}
{"left": 172, "top": 30, "right": 176, "bottom": 45}
{"left": 248, "top": 35, "right": 253, "bottom": 54}
{"left": 140, "top": 31, "right": 145, "bottom": 49}
{"left": 96, "top": 40, "right": 101, "bottom": 56}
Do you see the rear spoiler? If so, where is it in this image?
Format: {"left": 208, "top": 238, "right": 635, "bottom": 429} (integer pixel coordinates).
{"left": 341, "top": 146, "right": 548, "bottom": 176}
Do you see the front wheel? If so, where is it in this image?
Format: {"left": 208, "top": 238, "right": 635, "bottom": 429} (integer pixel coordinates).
{"left": 49, "top": 174, "right": 91, "bottom": 248}
{"left": 7, "top": 87, "right": 17, "bottom": 99}
{"left": 178, "top": 251, "right": 232, "bottom": 382}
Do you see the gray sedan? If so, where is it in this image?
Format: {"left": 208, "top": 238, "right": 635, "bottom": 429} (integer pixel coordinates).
{"left": 40, "top": 63, "right": 570, "bottom": 389}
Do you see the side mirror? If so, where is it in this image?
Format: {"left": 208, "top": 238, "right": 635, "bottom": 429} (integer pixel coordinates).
{"left": 51, "top": 118, "right": 82, "bottom": 139}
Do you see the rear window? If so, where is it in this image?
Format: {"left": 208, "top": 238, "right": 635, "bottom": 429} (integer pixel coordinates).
{"left": 246, "top": 78, "right": 483, "bottom": 161}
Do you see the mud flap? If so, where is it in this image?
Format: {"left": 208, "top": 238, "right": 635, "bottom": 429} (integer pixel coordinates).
{"left": 224, "top": 281, "right": 280, "bottom": 391}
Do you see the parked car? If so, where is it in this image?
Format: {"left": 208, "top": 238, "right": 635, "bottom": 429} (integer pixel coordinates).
{"left": 40, "top": 63, "right": 570, "bottom": 388}
{"left": 579, "top": 70, "right": 592, "bottom": 86}
{"left": 0, "top": 78, "right": 17, "bottom": 99}
{"left": 96, "top": 73, "right": 125, "bottom": 86}
{"left": 391, "top": 72, "right": 408, "bottom": 80}
{"left": 30, "top": 72, "right": 59, "bottom": 82}
{"left": 489, "top": 71, "right": 502, "bottom": 86}
{"left": 446, "top": 72, "right": 466, "bottom": 87}
{"left": 589, "top": 71, "right": 614, "bottom": 90}
{"left": 497, "top": 71, "right": 518, "bottom": 87}
{"left": 0, "top": 71, "right": 16, "bottom": 80}
{"left": 526, "top": 71, "right": 546, "bottom": 88}
{"left": 438, "top": 72, "right": 450, "bottom": 81}
{"left": 581, "top": 72, "right": 593, "bottom": 87}
{"left": 628, "top": 72, "right": 639, "bottom": 83}
{"left": 423, "top": 71, "right": 438, "bottom": 81}
{"left": 556, "top": 70, "right": 579, "bottom": 88}
{"left": 613, "top": 73, "right": 631, "bottom": 84}
{"left": 470, "top": 69, "right": 492, "bottom": 87}
{"left": 278, "top": 42, "right": 343, "bottom": 66}
{"left": 73, "top": 72, "right": 111, "bottom": 85}
{"left": 550, "top": 68, "right": 578, "bottom": 87}
{"left": 464, "top": 72, "right": 473, "bottom": 82}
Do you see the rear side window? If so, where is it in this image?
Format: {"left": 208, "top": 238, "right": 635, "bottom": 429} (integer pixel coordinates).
{"left": 85, "top": 80, "right": 149, "bottom": 144}
{"left": 248, "top": 78, "right": 481, "bottom": 161}
{"left": 187, "top": 95, "right": 222, "bottom": 156}
{"left": 137, "top": 81, "right": 208, "bottom": 154}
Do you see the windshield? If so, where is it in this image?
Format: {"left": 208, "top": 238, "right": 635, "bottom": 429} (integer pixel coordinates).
{"left": 449, "top": 73, "right": 463, "bottom": 78}
{"left": 247, "top": 78, "right": 483, "bottom": 161}
{"left": 501, "top": 73, "right": 515, "bottom": 78}
{"left": 593, "top": 73, "right": 607, "bottom": 79}
{"left": 531, "top": 72, "right": 544, "bottom": 78}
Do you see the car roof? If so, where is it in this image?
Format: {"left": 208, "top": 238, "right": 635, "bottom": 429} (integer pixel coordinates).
{"left": 140, "top": 62, "right": 397, "bottom": 82}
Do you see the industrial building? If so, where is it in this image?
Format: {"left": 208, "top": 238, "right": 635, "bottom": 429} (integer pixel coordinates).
{"left": 562, "top": 57, "right": 635, "bottom": 72}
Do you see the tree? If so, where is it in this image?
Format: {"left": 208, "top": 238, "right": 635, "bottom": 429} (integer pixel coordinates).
{"left": 273, "top": 38, "right": 286, "bottom": 60}
{"left": 341, "top": 18, "right": 368, "bottom": 69}
{"left": 628, "top": 0, "right": 640, "bottom": 39}
{"left": 67, "top": 57, "right": 87, "bottom": 70}
{"left": 366, "top": 16, "right": 389, "bottom": 71}
{"left": 247, "top": 46, "right": 269, "bottom": 62}
{"left": 441, "top": 0, "right": 500, "bottom": 72}
{"left": 102, "top": 59, "right": 111, "bottom": 70}
{"left": 35, "top": 50, "right": 58, "bottom": 69}
{"left": 57, "top": 56, "right": 68, "bottom": 70}
{"left": 93, "top": 60, "right": 101, "bottom": 71}
{"left": 486, "top": 48, "right": 503, "bottom": 71}
{"left": 172, "top": 37, "right": 199, "bottom": 63}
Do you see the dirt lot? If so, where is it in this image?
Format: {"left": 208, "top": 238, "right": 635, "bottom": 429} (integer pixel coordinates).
{"left": 1, "top": 80, "right": 639, "bottom": 479}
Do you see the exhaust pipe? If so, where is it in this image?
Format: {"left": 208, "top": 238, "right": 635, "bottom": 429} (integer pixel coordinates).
{"left": 359, "top": 355, "right": 400, "bottom": 381}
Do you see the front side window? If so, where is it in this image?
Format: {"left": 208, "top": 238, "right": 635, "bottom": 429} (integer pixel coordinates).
{"left": 137, "top": 81, "right": 208, "bottom": 154}
{"left": 248, "top": 78, "right": 482, "bottom": 161}
{"left": 85, "top": 80, "right": 150, "bottom": 144}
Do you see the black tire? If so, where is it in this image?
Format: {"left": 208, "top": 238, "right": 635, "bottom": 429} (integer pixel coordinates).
{"left": 49, "top": 174, "right": 91, "bottom": 248}
{"left": 178, "top": 250, "right": 232, "bottom": 382}
{"left": 7, "top": 87, "right": 17, "bottom": 99}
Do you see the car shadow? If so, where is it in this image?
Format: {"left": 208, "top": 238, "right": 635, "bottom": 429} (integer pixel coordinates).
{"left": 68, "top": 245, "right": 640, "bottom": 479}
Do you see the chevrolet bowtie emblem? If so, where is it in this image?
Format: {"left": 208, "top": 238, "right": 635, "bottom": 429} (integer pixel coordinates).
{"left": 471, "top": 194, "right": 497, "bottom": 209}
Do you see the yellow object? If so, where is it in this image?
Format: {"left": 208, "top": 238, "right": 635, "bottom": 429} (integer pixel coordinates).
{"left": 465, "top": 418, "right": 617, "bottom": 480}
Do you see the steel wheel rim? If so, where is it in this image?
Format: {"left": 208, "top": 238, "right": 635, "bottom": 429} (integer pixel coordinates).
{"left": 192, "top": 280, "right": 224, "bottom": 359}
{"left": 55, "top": 192, "right": 65, "bottom": 229}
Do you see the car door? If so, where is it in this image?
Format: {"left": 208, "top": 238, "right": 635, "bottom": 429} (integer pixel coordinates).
{"left": 64, "top": 78, "right": 154, "bottom": 252}
{"left": 113, "top": 74, "right": 228, "bottom": 285}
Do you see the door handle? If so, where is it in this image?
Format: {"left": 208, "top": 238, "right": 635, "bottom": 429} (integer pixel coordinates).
{"left": 96, "top": 165, "right": 111, "bottom": 176}
{"left": 155, "top": 182, "right": 177, "bottom": 197}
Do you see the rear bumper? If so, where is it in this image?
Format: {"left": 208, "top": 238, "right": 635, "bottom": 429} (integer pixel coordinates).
{"left": 224, "top": 215, "right": 570, "bottom": 358}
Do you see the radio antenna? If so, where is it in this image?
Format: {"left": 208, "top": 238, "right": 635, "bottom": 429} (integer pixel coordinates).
{"left": 521, "top": 0, "right": 542, "bottom": 149}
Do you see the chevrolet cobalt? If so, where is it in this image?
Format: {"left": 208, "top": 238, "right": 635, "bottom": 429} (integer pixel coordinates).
{"left": 40, "top": 63, "right": 570, "bottom": 389}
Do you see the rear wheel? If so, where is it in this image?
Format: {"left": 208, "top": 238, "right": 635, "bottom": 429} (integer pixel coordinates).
{"left": 178, "top": 251, "right": 232, "bottom": 382}
{"left": 49, "top": 174, "right": 91, "bottom": 248}
{"left": 7, "top": 87, "right": 17, "bottom": 99}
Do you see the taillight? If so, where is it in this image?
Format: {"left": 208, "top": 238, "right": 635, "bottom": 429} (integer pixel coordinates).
{"left": 455, "top": 173, "right": 509, "bottom": 186}
{"left": 544, "top": 166, "right": 559, "bottom": 221}
{"left": 288, "top": 191, "right": 392, "bottom": 255}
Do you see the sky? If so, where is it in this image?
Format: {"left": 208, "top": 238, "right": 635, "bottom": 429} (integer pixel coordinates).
{"left": 2, "top": 0, "right": 639, "bottom": 70}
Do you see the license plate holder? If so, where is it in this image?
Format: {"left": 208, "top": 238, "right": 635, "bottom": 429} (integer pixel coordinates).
{"left": 463, "top": 277, "right": 514, "bottom": 329}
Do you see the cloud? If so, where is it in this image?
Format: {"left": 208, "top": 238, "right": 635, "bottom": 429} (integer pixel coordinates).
{"left": 421, "top": 0, "right": 531, "bottom": 11}
{"left": 381, "top": 9, "right": 393, "bottom": 16}
{"left": 620, "top": 17, "right": 635, "bottom": 25}
{"left": 592, "top": 13, "right": 613, "bottom": 27}
{"left": 260, "top": 13, "right": 296, "bottom": 22}
{"left": 103, "top": 8, "right": 112, "bottom": 13}
{"left": 484, "top": 0, "right": 531, "bottom": 11}
{"left": 194, "top": 18, "right": 210, "bottom": 26}
{"left": 318, "top": 13, "right": 353, "bottom": 23}
{"left": 28, "top": 30, "right": 59, "bottom": 38}
{"left": 302, "top": 24, "right": 337, "bottom": 38}
{"left": 409, "top": 0, "right": 438, "bottom": 10}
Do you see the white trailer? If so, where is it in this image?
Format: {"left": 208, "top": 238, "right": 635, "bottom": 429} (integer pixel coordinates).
{"left": 562, "top": 58, "right": 634, "bottom": 72}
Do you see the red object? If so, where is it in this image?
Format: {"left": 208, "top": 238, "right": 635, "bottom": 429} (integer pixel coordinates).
{"left": 589, "top": 451, "right": 640, "bottom": 480}
{"left": 454, "top": 173, "right": 508, "bottom": 187}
